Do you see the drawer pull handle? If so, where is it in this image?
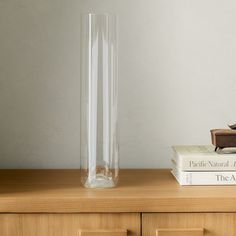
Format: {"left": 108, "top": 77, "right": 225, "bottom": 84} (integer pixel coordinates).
{"left": 156, "top": 228, "right": 204, "bottom": 236}
{"left": 79, "top": 229, "right": 127, "bottom": 236}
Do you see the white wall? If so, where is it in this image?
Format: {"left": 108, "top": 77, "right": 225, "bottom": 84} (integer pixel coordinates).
{"left": 0, "top": 0, "right": 236, "bottom": 168}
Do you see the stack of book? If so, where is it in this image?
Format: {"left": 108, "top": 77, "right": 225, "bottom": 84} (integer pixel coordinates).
{"left": 171, "top": 145, "right": 236, "bottom": 185}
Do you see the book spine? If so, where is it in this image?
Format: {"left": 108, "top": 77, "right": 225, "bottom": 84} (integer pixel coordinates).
{"left": 172, "top": 169, "right": 236, "bottom": 185}
{"left": 173, "top": 154, "right": 236, "bottom": 171}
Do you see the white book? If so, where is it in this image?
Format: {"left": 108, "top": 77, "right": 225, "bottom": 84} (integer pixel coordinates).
{"left": 171, "top": 167, "right": 236, "bottom": 185}
{"left": 172, "top": 145, "right": 236, "bottom": 171}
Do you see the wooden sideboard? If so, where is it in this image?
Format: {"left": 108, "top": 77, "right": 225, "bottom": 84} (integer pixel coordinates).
{"left": 0, "top": 169, "right": 236, "bottom": 235}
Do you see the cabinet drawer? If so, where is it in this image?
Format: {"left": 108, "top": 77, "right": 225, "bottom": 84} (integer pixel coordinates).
{"left": 0, "top": 213, "right": 140, "bottom": 236}
{"left": 142, "top": 213, "right": 236, "bottom": 236}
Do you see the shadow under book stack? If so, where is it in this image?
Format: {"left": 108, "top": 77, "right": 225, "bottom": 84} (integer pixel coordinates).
{"left": 171, "top": 145, "right": 236, "bottom": 185}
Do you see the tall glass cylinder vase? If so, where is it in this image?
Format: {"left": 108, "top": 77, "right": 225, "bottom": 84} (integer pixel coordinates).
{"left": 80, "top": 13, "right": 118, "bottom": 188}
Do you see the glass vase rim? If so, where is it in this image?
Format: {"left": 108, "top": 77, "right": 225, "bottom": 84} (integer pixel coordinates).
{"left": 81, "top": 12, "right": 116, "bottom": 17}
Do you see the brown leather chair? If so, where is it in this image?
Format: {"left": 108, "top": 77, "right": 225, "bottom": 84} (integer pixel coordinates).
{"left": 211, "top": 128, "right": 236, "bottom": 151}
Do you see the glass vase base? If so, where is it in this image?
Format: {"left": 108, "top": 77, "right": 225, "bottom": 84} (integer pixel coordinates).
{"left": 84, "top": 174, "right": 115, "bottom": 188}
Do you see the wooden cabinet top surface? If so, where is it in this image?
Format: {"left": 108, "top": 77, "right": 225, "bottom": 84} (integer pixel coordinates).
{"left": 0, "top": 169, "right": 236, "bottom": 213}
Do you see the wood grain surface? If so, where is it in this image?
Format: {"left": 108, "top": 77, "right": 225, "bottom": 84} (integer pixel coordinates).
{"left": 143, "top": 213, "right": 236, "bottom": 236}
{"left": 0, "top": 169, "right": 236, "bottom": 212}
{"left": 0, "top": 213, "right": 139, "bottom": 236}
